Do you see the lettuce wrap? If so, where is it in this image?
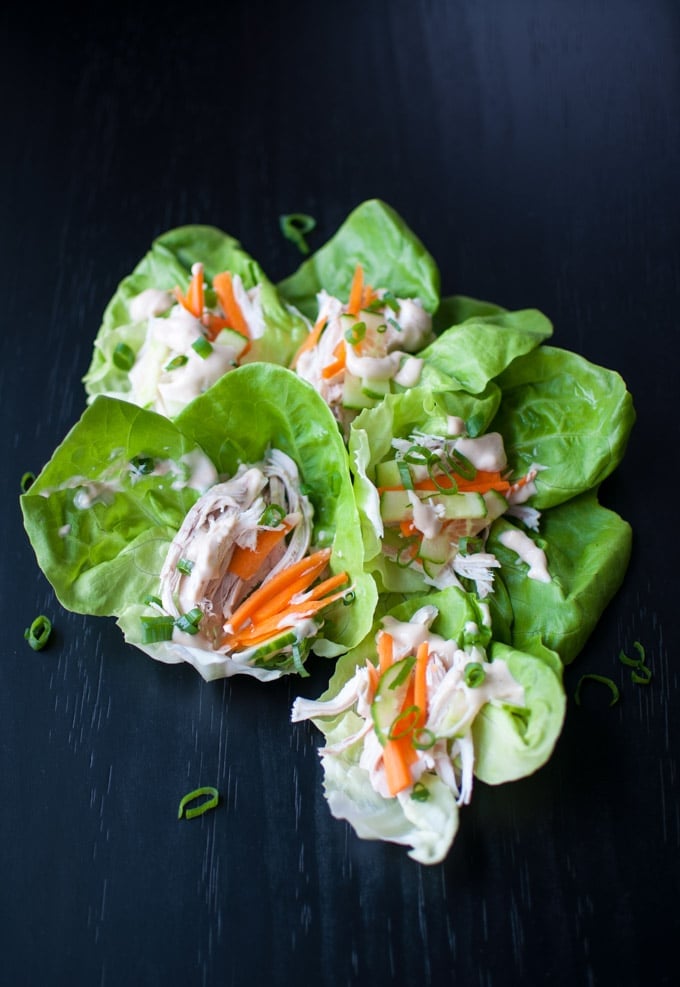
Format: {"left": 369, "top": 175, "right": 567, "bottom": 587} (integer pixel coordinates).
{"left": 278, "top": 199, "right": 441, "bottom": 433}
{"left": 22, "top": 365, "right": 377, "bottom": 681}
{"left": 348, "top": 345, "right": 634, "bottom": 666}
{"left": 83, "top": 225, "right": 308, "bottom": 418}
{"left": 291, "top": 587, "right": 566, "bottom": 864}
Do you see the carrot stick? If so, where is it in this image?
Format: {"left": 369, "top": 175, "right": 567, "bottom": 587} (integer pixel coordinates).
{"left": 290, "top": 315, "right": 327, "bottom": 369}
{"left": 223, "top": 587, "right": 347, "bottom": 648}
{"left": 366, "top": 662, "right": 380, "bottom": 703}
{"left": 174, "top": 264, "right": 205, "bottom": 319}
{"left": 377, "top": 631, "right": 393, "bottom": 673}
{"left": 248, "top": 569, "right": 348, "bottom": 624}
{"left": 347, "top": 265, "right": 364, "bottom": 316}
{"left": 382, "top": 738, "right": 414, "bottom": 796}
{"left": 321, "top": 340, "right": 346, "bottom": 379}
{"left": 213, "top": 271, "right": 251, "bottom": 351}
{"left": 227, "top": 525, "right": 291, "bottom": 581}
{"left": 226, "top": 548, "right": 331, "bottom": 632}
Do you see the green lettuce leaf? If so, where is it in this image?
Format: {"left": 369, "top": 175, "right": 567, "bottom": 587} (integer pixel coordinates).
{"left": 491, "top": 345, "right": 636, "bottom": 508}
{"left": 419, "top": 307, "right": 553, "bottom": 394}
{"left": 298, "top": 587, "right": 565, "bottom": 864}
{"left": 83, "top": 224, "right": 307, "bottom": 410}
{"left": 21, "top": 366, "right": 377, "bottom": 680}
{"left": 432, "top": 293, "right": 507, "bottom": 334}
{"left": 277, "top": 199, "right": 441, "bottom": 319}
{"left": 488, "top": 490, "right": 633, "bottom": 664}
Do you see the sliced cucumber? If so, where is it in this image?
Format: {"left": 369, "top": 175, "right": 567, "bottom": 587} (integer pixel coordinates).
{"left": 241, "top": 629, "right": 299, "bottom": 664}
{"left": 371, "top": 656, "right": 416, "bottom": 745}
{"left": 417, "top": 531, "right": 452, "bottom": 564}
{"left": 342, "top": 372, "right": 377, "bottom": 410}
{"left": 214, "top": 327, "right": 249, "bottom": 359}
{"left": 380, "top": 489, "right": 487, "bottom": 525}
{"left": 362, "top": 375, "right": 391, "bottom": 400}
{"left": 483, "top": 488, "right": 509, "bottom": 522}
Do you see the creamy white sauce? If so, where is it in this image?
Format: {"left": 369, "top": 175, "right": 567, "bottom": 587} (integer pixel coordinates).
{"left": 446, "top": 416, "right": 466, "bottom": 437}
{"left": 453, "top": 432, "right": 507, "bottom": 472}
{"left": 393, "top": 355, "right": 424, "bottom": 388}
{"left": 499, "top": 528, "right": 551, "bottom": 583}
{"left": 129, "top": 288, "right": 174, "bottom": 322}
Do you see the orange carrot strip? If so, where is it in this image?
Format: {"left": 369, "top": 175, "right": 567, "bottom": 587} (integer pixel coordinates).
{"left": 213, "top": 272, "right": 251, "bottom": 353}
{"left": 226, "top": 548, "right": 332, "bottom": 632}
{"left": 290, "top": 315, "right": 327, "bottom": 369}
{"left": 173, "top": 264, "right": 205, "bottom": 318}
{"left": 223, "top": 588, "right": 347, "bottom": 649}
{"left": 382, "top": 738, "right": 414, "bottom": 796}
{"left": 202, "top": 312, "right": 232, "bottom": 340}
{"left": 227, "top": 524, "right": 291, "bottom": 581}
{"left": 377, "top": 631, "right": 394, "bottom": 673}
{"left": 414, "top": 641, "right": 429, "bottom": 728}
{"left": 321, "top": 339, "right": 346, "bottom": 379}
{"left": 251, "top": 569, "right": 348, "bottom": 624}
{"left": 366, "top": 662, "right": 380, "bottom": 703}
{"left": 347, "top": 265, "right": 364, "bottom": 316}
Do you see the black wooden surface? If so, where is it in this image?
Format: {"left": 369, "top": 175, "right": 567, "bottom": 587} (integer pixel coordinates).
{"left": 2, "top": 3, "right": 678, "bottom": 985}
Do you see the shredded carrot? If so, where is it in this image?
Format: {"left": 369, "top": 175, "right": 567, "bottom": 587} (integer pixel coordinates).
{"left": 213, "top": 271, "right": 251, "bottom": 352}
{"left": 347, "top": 265, "right": 364, "bottom": 316}
{"left": 251, "top": 569, "right": 348, "bottom": 624}
{"left": 290, "top": 315, "right": 327, "bottom": 369}
{"left": 227, "top": 524, "right": 291, "bottom": 581}
{"left": 174, "top": 264, "right": 205, "bottom": 319}
{"left": 414, "top": 641, "right": 429, "bottom": 728}
{"left": 202, "top": 312, "right": 232, "bottom": 340}
{"left": 377, "top": 631, "right": 394, "bottom": 673}
{"left": 366, "top": 662, "right": 380, "bottom": 703}
{"left": 321, "top": 339, "right": 346, "bottom": 379}
{"left": 226, "top": 548, "right": 331, "bottom": 632}
{"left": 378, "top": 470, "right": 512, "bottom": 496}
{"left": 382, "top": 737, "right": 415, "bottom": 796}
{"left": 222, "top": 584, "right": 348, "bottom": 649}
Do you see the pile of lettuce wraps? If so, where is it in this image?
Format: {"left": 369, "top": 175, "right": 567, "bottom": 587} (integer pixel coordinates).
{"left": 21, "top": 200, "right": 635, "bottom": 864}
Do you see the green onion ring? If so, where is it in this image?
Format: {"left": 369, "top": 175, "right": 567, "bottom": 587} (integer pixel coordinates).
{"left": 259, "top": 503, "right": 286, "bottom": 527}
{"left": 177, "top": 786, "right": 220, "bottom": 820}
{"left": 387, "top": 704, "right": 421, "bottom": 741}
{"left": 412, "top": 727, "right": 437, "bottom": 750}
{"left": 574, "top": 673, "right": 621, "bottom": 707}
{"left": 113, "top": 342, "right": 135, "bottom": 372}
{"left": 463, "top": 661, "right": 486, "bottom": 688}
{"left": 410, "top": 781, "right": 431, "bottom": 802}
{"left": 24, "top": 615, "right": 52, "bottom": 651}
{"left": 20, "top": 471, "right": 36, "bottom": 493}
{"left": 279, "top": 213, "right": 316, "bottom": 255}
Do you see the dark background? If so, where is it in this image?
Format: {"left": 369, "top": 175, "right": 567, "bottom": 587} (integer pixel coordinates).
{"left": 1, "top": 2, "right": 678, "bottom": 985}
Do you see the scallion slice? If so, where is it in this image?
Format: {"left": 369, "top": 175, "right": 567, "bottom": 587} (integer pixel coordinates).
{"left": 290, "top": 640, "right": 311, "bottom": 678}
{"left": 20, "top": 471, "right": 36, "bottom": 493}
{"left": 24, "top": 615, "right": 52, "bottom": 651}
{"left": 192, "top": 337, "right": 213, "bottom": 359}
{"left": 410, "top": 781, "right": 431, "bottom": 802}
{"left": 344, "top": 321, "right": 367, "bottom": 346}
{"left": 463, "top": 662, "right": 486, "bottom": 688}
{"left": 177, "top": 558, "right": 194, "bottom": 575}
{"left": 164, "top": 354, "right": 189, "bottom": 372}
{"left": 618, "top": 641, "right": 652, "bottom": 685}
{"left": 175, "top": 608, "right": 203, "bottom": 635}
{"left": 574, "top": 673, "right": 620, "bottom": 707}
{"left": 140, "top": 615, "right": 175, "bottom": 644}
{"left": 113, "top": 342, "right": 135, "bottom": 371}
{"left": 177, "top": 786, "right": 220, "bottom": 820}
{"left": 279, "top": 213, "right": 316, "bottom": 255}
{"left": 259, "top": 503, "right": 286, "bottom": 527}
{"left": 129, "top": 455, "right": 154, "bottom": 475}
{"left": 387, "top": 704, "right": 421, "bottom": 741}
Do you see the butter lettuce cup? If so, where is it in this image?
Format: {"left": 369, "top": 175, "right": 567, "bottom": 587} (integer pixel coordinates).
{"left": 22, "top": 364, "right": 377, "bottom": 681}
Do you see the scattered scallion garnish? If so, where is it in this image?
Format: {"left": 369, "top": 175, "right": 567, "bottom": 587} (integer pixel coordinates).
{"left": 164, "top": 354, "right": 189, "bottom": 372}
{"left": 279, "top": 213, "right": 316, "bottom": 255}
{"left": 259, "top": 503, "right": 286, "bottom": 527}
{"left": 24, "top": 615, "right": 52, "bottom": 651}
{"left": 140, "top": 615, "right": 175, "bottom": 644}
{"left": 464, "top": 662, "right": 486, "bottom": 688}
{"left": 344, "top": 321, "right": 367, "bottom": 346}
{"left": 618, "top": 641, "right": 652, "bottom": 685}
{"left": 192, "top": 337, "right": 213, "bottom": 359}
{"left": 175, "top": 608, "right": 203, "bottom": 635}
{"left": 177, "top": 558, "right": 194, "bottom": 575}
{"left": 574, "top": 673, "right": 620, "bottom": 707}
{"left": 410, "top": 781, "right": 431, "bottom": 802}
{"left": 20, "top": 471, "right": 36, "bottom": 493}
{"left": 113, "top": 342, "right": 135, "bottom": 371}
{"left": 177, "top": 786, "right": 220, "bottom": 820}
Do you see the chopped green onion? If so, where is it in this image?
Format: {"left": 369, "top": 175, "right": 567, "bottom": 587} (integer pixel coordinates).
{"left": 446, "top": 447, "right": 476, "bottom": 480}
{"left": 403, "top": 444, "right": 432, "bottom": 466}
{"left": 464, "top": 662, "right": 486, "bottom": 688}
{"left": 413, "top": 727, "right": 437, "bottom": 750}
{"left": 143, "top": 594, "right": 163, "bottom": 608}
{"left": 426, "top": 455, "right": 458, "bottom": 494}
{"left": 165, "top": 354, "right": 189, "bottom": 371}
{"left": 279, "top": 213, "right": 316, "bottom": 254}
{"left": 387, "top": 317, "right": 402, "bottom": 333}
{"left": 129, "top": 455, "right": 154, "bottom": 475}
{"left": 618, "top": 641, "right": 652, "bottom": 685}
{"left": 178, "top": 786, "right": 220, "bottom": 820}
{"left": 396, "top": 458, "right": 414, "bottom": 491}
{"left": 192, "top": 337, "right": 213, "bottom": 359}
{"left": 376, "top": 323, "right": 388, "bottom": 334}
{"left": 389, "top": 656, "right": 416, "bottom": 689}
{"left": 175, "top": 608, "right": 203, "bottom": 635}
{"left": 574, "top": 673, "right": 620, "bottom": 707}
{"left": 344, "top": 321, "right": 367, "bottom": 346}
{"left": 24, "top": 615, "right": 52, "bottom": 651}
{"left": 140, "top": 615, "right": 175, "bottom": 644}
{"left": 342, "top": 590, "right": 356, "bottom": 606}
{"left": 259, "top": 503, "right": 286, "bottom": 527}
{"left": 458, "top": 536, "right": 484, "bottom": 554}
{"left": 395, "top": 535, "right": 419, "bottom": 568}
{"left": 20, "top": 471, "right": 36, "bottom": 493}
{"left": 410, "top": 781, "right": 431, "bottom": 802}
{"left": 290, "top": 640, "right": 311, "bottom": 677}
{"left": 113, "top": 342, "right": 135, "bottom": 371}
{"left": 177, "top": 558, "right": 194, "bottom": 575}
{"left": 387, "top": 705, "right": 421, "bottom": 741}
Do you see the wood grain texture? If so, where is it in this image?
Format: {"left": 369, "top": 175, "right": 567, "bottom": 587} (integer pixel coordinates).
{"left": 1, "top": 2, "right": 678, "bottom": 985}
